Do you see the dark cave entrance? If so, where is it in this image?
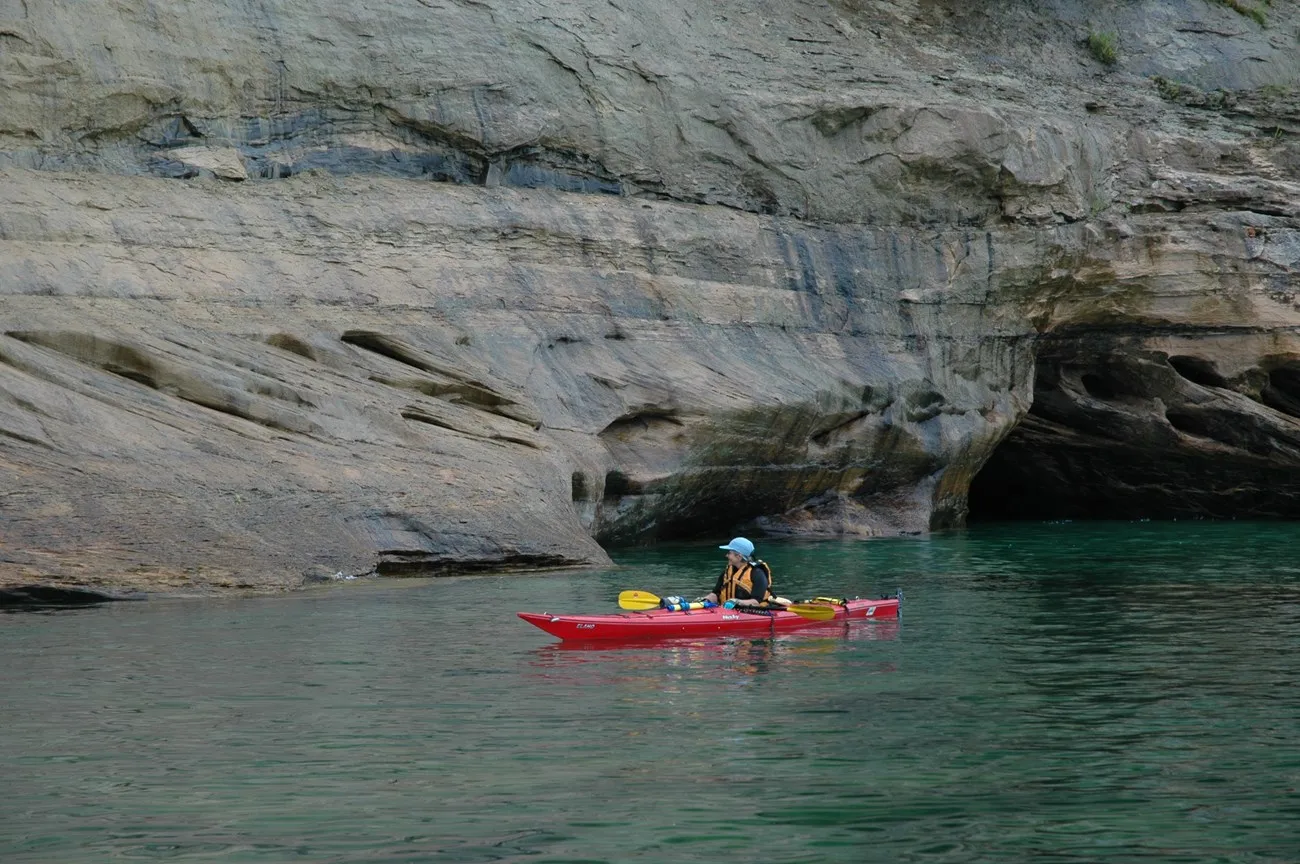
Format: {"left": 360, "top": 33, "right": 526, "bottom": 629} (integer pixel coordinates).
{"left": 967, "top": 337, "right": 1300, "bottom": 522}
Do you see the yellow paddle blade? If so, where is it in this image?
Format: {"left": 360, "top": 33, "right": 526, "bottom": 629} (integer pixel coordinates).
{"left": 618, "top": 590, "right": 662, "bottom": 610}
{"left": 786, "top": 603, "right": 836, "bottom": 621}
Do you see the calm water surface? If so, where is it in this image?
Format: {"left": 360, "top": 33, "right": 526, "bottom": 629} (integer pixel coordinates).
{"left": 3, "top": 522, "right": 1299, "bottom": 863}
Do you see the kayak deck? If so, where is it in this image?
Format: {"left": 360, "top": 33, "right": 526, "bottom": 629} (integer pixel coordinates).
{"left": 518, "top": 596, "right": 899, "bottom": 642}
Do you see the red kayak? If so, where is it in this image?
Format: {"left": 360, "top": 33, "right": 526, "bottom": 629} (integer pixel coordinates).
{"left": 518, "top": 595, "right": 900, "bottom": 642}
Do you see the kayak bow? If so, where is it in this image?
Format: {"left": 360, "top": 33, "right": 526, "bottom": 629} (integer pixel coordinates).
{"left": 518, "top": 595, "right": 899, "bottom": 642}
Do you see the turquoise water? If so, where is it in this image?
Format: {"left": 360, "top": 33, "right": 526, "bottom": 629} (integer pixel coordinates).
{"left": 3, "top": 522, "right": 1299, "bottom": 862}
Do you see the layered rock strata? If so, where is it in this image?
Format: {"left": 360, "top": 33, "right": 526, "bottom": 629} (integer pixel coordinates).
{"left": 2, "top": 0, "right": 1298, "bottom": 593}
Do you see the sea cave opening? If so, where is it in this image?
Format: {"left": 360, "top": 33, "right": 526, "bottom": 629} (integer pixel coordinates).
{"left": 966, "top": 345, "right": 1300, "bottom": 523}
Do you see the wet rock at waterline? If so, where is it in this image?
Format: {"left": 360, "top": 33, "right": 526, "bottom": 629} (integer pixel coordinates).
{"left": 0, "top": 584, "right": 139, "bottom": 608}
{"left": 2, "top": 0, "right": 1299, "bottom": 593}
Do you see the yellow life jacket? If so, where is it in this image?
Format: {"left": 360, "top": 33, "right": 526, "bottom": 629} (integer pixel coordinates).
{"left": 719, "top": 560, "right": 774, "bottom": 603}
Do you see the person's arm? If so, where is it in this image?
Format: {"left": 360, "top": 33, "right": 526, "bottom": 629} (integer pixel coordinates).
{"left": 704, "top": 569, "right": 725, "bottom": 604}
{"left": 750, "top": 565, "right": 770, "bottom": 603}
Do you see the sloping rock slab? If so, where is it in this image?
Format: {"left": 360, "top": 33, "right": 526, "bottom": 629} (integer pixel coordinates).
{"left": 0, "top": 584, "right": 145, "bottom": 609}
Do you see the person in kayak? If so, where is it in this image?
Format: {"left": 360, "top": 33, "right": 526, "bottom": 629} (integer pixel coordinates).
{"left": 704, "top": 537, "right": 772, "bottom": 607}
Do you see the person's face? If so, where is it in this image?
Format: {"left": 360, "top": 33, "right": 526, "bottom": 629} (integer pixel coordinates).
{"left": 725, "top": 550, "right": 744, "bottom": 566}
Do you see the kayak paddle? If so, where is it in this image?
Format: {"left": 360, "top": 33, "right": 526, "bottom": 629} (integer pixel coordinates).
{"left": 784, "top": 602, "right": 836, "bottom": 621}
{"left": 617, "top": 590, "right": 662, "bottom": 611}
{"left": 617, "top": 590, "right": 835, "bottom": 621}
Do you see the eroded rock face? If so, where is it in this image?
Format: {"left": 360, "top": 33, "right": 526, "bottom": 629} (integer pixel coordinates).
{"left": 0, "top": 172, "right": 1036, "bottom": 588}
{"left": 1, "top": 0, "right": 1298, "bottom": 592}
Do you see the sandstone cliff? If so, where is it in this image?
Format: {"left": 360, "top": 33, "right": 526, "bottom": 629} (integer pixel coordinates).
{"left": 2, "top": 0, "right": 1298, "bottom": 596}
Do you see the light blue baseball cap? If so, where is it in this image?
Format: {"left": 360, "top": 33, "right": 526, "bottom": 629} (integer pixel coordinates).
{"left": 719, "top": 537, "right": 755, "bottom": 558}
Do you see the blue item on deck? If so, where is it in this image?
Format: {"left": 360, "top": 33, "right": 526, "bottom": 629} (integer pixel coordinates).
{"left": 659, "top": 596, "right": 719, "bottom": 612}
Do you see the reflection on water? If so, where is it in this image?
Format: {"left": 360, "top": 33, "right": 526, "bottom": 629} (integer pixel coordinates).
{"left": 3, "top": 522, "right": 1300, "bottom": 862}
{"left": 533, "top": 622, "right": 901, "bottom": 682}
{"left": 539, "top": 617, "right": 902, "bottom": 653}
